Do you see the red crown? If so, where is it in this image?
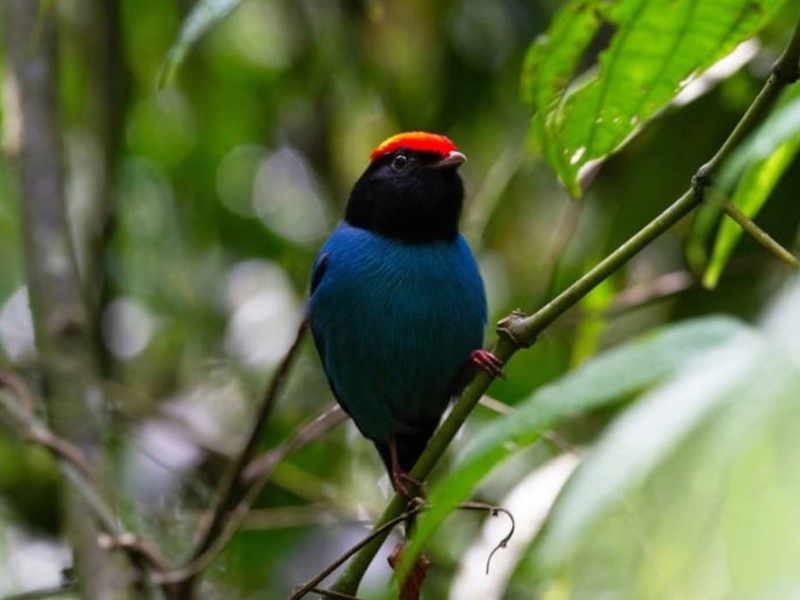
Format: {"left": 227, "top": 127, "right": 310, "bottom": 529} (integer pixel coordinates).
{"left": 370, "top": 132, "right": 457, "bottom": 161}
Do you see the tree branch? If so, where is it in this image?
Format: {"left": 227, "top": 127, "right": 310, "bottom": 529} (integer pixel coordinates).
{"left": 1, "top": 1, "right": 138, "bottom": 596}
{"left": 164, "top": 320, "right": 309, "bottom": 597}
{"left": 328, "top": 9, "right": 800, "bottom": 595}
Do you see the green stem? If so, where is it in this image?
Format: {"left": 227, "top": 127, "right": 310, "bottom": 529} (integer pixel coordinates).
{"left": 328, "top": 9, "right": 800, "bottom": 596}
{"left": 507, "top": 189, "right": 700, "bottom": 345}
{"left": 722, "top": 201, "right": 799, "bottom": 269}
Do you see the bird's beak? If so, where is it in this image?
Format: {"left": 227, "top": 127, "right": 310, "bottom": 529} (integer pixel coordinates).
{"left": 427, "top": 150, "right": 467, "bottom": 170}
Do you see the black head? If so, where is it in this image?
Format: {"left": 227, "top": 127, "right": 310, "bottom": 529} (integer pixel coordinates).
{"left": 345, "top": 133, "right": 466, "bottom": 243}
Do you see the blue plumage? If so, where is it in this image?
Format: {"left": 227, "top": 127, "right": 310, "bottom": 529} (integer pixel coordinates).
{"left": 308, "top": 223, "right": 486, "bottom": 472}
{"left": 306, "top": 131, "right": 493, "bottom": 483}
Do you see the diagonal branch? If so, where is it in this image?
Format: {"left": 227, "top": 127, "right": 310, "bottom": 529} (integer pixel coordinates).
{"left": 164, "top": 320, "right": 309, "bottom": 597}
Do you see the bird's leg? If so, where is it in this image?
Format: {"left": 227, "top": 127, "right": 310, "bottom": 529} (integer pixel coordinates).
{"left": 389, "top": 435, "right": 425, "bottom": 502}
{"left": 470, "top": 349, "right": 506, "bottom": 379}
{"left": 388, "top": 541, "right": 431, "bottom": 600}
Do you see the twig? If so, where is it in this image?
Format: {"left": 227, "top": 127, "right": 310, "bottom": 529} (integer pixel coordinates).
{"left": 0, "top": 370, "right": 37, "bottom": 412}
{"left": 0, "top": 372, "right": 173, "bottom": 594}
{"left": 0, "top": 374, "right": 94, "bottom": 483}
{"left": 464, "top": 145, "right": 525, "bottom": 249}
{"left": 243, "top": 404, "right": 346, "bottom": 481}
{"left": 457, "top": 502, "right": 516, "bottom": 575}
{"left": 287, "top": 507, "right": 422, "bottom": 600}
{"left": 98, "top": 532, "right": 170, "bottom": 573}
{"left": 155, "top": 400, "right": 346, "bottom": 588}
{"left": 540, "top": 197, "right": 585, "bottom": 304}
{"left": 721, "top": 200, "right": 799, "bottom": 268}
{"left": 329, "top": 10, "right": 800, "bottom": 595}
{"left": 165, "top": 320, "right": 309, "bottom": 595}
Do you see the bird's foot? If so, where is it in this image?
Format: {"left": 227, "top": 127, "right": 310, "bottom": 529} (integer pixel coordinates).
{"left": 392, "top": 469, "right": 426, "bottom": 503}
{"left": 471, "top": 349, "right": 506, "bottom": 379}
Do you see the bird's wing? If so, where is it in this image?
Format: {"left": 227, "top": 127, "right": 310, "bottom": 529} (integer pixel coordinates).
{"left": 307, "top": 250, "right": 353, "bottom": 419}
{"left": 310, "top": 251, "right": 330, "bottom": 295}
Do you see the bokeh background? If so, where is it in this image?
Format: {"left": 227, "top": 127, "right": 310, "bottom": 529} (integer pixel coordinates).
{"left": 1, "top": 0, "right": 800, "bottom": 598}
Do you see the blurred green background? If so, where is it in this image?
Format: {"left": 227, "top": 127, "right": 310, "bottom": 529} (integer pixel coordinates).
{"left": 1, "top": 0, "right": 800, "bottom": 598}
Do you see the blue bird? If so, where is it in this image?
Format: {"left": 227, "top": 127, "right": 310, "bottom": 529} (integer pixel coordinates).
{"left": 308, "top": 132, "right": 502, "bottom": 496}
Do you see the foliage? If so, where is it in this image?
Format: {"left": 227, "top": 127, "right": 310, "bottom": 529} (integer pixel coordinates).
{"left": 0, "top": 0, "right": 799, "bottom": 599}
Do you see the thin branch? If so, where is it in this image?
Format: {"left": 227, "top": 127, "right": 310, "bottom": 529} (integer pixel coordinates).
{"left": 287, "top": 507, "right": 422, "bottom": 600}
{"left": 456, "top": 502, "right": 516, "bottom": 575}
{"left": 329, "top": 10, "right": 800, "bottom": 595}
{"left": 243, "top": 404, "right": 346, "bottom": 481}
{"left": 98, "top": 533, "right": 171, "bottom": 573}
{"left": 0, "top": 376, "right": 170, "bottom": 584}
{"left": 160, "top": 321, "right": 313, "bottom": 594}
{"left": 154, "top": 404, "right": 348, "bottom": 587}
{"left": 0, "top": 373, "right": 93, "bottom": 482}
{"left": 721, "top": 200, "right": 799, "bottom": 268}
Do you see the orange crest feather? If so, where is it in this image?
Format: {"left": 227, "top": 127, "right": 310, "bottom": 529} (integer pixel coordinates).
{"left": 370, "top": 132, "right": 457, "bottom": 161}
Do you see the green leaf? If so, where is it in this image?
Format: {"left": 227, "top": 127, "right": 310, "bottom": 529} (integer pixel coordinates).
{"left": 158, "top": 0, "right": 246, "bottom": 88}
{"left": 703, "top": 90, "right": 800, "bottom": 288}
{"left": 524, "top": 277, "right": 800, "bottom": 600}
{"left": 397, "top": 317, "right": 748, "bottom": 581}
{"left": 523, "top": 0, "right": 787, "bottom": 197}
{"left": 535, "top": 327, "right": 763, "bottom": 565}
{"left": 521, "top": 0, "right": 604, "bottom": 190}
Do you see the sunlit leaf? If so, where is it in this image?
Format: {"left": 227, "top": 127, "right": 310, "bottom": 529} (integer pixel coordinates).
{"left": 398, "top": 317, "right": 748, "bottom": 581}
{"left": 521, "top": 0, "right": 604, "bottom": 186}
{"left": 523, "top": 0, "right": 787, "bottom": 197}
{"left": 158, "top": 0, "right": 247, "bottom": 88}
{"left": 703, "top": 90, "right": 800, "bottom": 288}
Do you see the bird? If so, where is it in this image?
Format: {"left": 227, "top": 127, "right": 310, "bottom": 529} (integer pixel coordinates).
{"left": 307, "top": 131, "right": 502, "bottom": 497}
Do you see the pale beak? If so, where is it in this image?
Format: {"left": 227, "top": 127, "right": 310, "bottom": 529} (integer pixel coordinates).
{"left": 427, "top": 150, "right": 467, "bottom": 169}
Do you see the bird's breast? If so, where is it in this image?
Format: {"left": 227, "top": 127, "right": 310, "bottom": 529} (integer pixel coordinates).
{"left": 308, "top": 224, "right": 487, "bottom": 441}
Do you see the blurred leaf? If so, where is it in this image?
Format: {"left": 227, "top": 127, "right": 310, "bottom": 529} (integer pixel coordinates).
{"left": 523, "top": 0, "right": 786, "bottom": 197}
{"left": 526, "top": 277, "right": 800, "bottom": 600}
{"left": 159, "top": 0, "right": 247, "bottom": 88}
{"left": 399, "top": 317, "right": 747, "bottom": 580}
{"left": 536, "top": 329, "right": 763, "bottom": 565}
{"left": 703, "top": 90, "right": 800, "bottom": 288}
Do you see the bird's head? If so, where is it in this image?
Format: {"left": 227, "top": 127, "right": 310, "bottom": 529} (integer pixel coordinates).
{"left": 345, "top": 132, "right": 466, "bottom": 243}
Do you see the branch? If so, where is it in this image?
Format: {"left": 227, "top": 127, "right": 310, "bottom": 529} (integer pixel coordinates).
{"left": 456, "top": 502, "right": 516, "bottom": 575}
{"left": 1, "top": 1, "right": 138, "bottom": 596}
{"left": 721, "top": 200, "right": 799, "bottom": 268}
{"left": 0, "top": 372, "right": 168, "bottom": 582}
{"left": 162, "top": 321, "right": 310, "bottom": 596}
{"left": 329, "top": 9, "right": 800, "bottom": 595}
{"left": 287, "top": 507, "right": 422, "bottom": 600}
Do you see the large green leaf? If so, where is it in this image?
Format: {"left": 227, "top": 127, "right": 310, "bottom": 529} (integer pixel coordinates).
{"left": 159, "top": 0, "right": 247, "bottom": 88}
{"left": 703, "top": 90, "right": 800, "bottom": 288}
{"left": 535, "top": 329, "right": 763, "bottom": 564}
{"left": 397, "top": 317, "right": 747, "bottom": 582}
{"left": 523, "top": 0, "right": 787, "bottom": 197}
{"left": 522, "top": 278, "right": 800, "bottom": 600}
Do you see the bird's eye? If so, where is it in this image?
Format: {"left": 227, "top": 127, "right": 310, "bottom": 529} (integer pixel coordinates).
{"left": 391, "top": 154, "right": 410, "bottom": 172}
